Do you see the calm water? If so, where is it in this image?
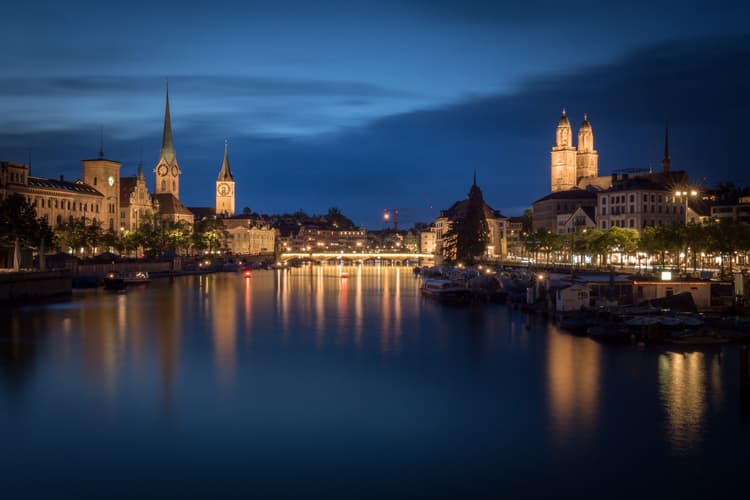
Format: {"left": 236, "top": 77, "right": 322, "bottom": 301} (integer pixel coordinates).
{"left": 1, "top": 266, "right": 749, "bottom": 498}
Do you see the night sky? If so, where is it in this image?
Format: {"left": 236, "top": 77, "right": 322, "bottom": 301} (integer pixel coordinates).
{"left": 1, "top": 1, "right": 748, "bottom": 228}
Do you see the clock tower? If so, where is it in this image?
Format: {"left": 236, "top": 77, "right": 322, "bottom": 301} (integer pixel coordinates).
{"left": 215, "top": 140, "right": 235, "bottom": 216}
{"left": 154, "top": 83, "right": 181, "bottom": 199}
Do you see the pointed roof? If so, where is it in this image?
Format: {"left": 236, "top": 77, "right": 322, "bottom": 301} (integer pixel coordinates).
{"left": 217, "top": 139, "right": 234, "bottom": 181}
{"left": 662, "top": 124, "right": 671, "bottom": 173}
{"left": 160, "top": 82, "right": 176, "bottom": 166}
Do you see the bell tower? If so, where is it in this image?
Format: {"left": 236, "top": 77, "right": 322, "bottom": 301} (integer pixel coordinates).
{"left": 550, "top": 109, "right": 577, "bottom": 192}
{"left": 576, "top": 113, "right": 598, "bottom": 181}
{"left": 154, "top": 82, "right": 181, "bottom": 199}
{"left": 215, "top": 140, "right": 235, "bottom": 216}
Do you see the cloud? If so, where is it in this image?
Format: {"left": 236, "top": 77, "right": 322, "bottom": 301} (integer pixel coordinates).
{"left": 1, "top": 35, "right": 748, "bottom": 227}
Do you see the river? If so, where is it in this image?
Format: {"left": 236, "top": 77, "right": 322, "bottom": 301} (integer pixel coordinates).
{"left": 1, "top": 265, "right": 748, "bottom": 498}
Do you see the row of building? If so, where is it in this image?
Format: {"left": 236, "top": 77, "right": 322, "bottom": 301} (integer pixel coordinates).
{"left": 2, "top": 100, "right": 749, "bottom": 260}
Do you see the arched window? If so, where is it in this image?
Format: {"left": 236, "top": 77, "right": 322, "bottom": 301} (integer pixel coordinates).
{"left": 161, "top": 180, "right": 166, "bottom": 191}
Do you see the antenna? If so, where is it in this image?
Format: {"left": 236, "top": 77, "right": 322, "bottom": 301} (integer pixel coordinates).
{"left": 99, "top": 126, "right": 104, "bottom": 158}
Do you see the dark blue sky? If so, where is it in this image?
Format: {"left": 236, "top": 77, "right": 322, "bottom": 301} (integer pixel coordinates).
{"left": 1, "top": 1, "right": 748, "bottom": 228}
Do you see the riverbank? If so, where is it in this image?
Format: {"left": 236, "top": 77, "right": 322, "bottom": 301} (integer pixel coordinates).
{"left": 0, "top": 270, "right": 72, "bottom": 302}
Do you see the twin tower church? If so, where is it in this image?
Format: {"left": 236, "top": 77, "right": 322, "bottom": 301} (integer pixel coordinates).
{"left": 550, "top": 109, "right": 607, "bottom": 193}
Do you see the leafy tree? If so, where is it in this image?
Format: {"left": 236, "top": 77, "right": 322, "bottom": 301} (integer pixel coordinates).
{"left": 0, "top": 194, "right": 52, "bottom": 270}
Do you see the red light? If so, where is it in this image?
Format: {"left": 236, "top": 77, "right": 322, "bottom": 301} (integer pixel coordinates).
{"left": 244, "top": 270, "right": 252, "bottom": 278}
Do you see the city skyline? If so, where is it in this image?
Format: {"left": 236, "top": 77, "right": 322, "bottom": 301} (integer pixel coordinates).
{"left": 1, "top": 1, "right": 748, "bottom": 227}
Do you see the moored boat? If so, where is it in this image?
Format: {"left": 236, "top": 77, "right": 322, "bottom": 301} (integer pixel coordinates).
{"left": 103, "top": 272, "right": 126, "bottom": 291}
{"left": 420, "top": 279, "right": 471, "bottom": 304}
{"left": 122, "top": 271, "right": 150, "bottom": 284}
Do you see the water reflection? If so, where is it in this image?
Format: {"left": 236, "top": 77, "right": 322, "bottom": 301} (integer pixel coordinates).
{"left": 658, "top": 351, "right": 719, "bottom": 455}
{"left": 547, "top": 327, "right": 601, "bottom": 445}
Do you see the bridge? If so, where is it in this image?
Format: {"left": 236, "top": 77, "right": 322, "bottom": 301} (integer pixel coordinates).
{"left": 279, "top": 251, "right": 435, "bottom": 263}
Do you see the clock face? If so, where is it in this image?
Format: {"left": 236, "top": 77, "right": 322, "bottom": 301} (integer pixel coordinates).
{"left": 107, "top": 176, "right": 115, "bottom": 187}
{"left": 217, "top": 183, "right": 230, "bottom": 196}
{"left": 157, "top": 164, "right": 168, "bottom": 176}
{"left": 171, "top": 165, "right": 179, "bottom": 176}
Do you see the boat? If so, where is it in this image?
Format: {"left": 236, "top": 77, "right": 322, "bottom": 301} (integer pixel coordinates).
{"left": 420, "top": 279, "right": 471, "bottom": 304}
{"left": 122, "top": 271, "right": 150, "bottom": 284}
{"left": 103, "top": 272, "right": 126, "bottom": 291}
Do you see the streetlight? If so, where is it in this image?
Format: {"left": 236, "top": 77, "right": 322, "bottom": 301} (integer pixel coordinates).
{"left": 674, "top": 189, "right": 698, "bottom": 225}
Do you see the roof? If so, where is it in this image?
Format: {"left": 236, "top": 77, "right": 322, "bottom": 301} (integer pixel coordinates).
{"left": 217, "top": 142, "right": 234, "bottom": 181}
{"left": 119, "top": 177, "right": 138, "bottom": 204}
{"left": 533, "top": 188, "right": 597, "bottom": 204}
{"left": 188, "top": 206, "right": 217, "bottom": 220}
{"left": 154, "top": 193, "right": 193, "bottom": 216}
{"left": 27, "top": 176, "right": 103, "bottom": 196}
{"left": 160, "top": 86, "right": 176, "bottom": 167}
{"left": 441, "top": 198, "right": 504, "bottom": 220}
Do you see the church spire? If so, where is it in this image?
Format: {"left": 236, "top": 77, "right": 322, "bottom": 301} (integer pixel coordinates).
{"left": 161, "top": 80, "right": 175, "bottom": 166}
{"left": 473, "top": 168, "right": 477, "bottom": 187}
{"left": 217, "top": 139, "right": 234, "bottom": 181}
{"left": 662, "top": 123, "right": 671, "bottom": 173}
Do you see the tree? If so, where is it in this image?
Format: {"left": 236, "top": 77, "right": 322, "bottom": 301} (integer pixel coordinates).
{"left": 442, "top": 182, "right": 489, "bottom": 265}
{"left": 0, "top": 194, "right": 51, "bottom": 270}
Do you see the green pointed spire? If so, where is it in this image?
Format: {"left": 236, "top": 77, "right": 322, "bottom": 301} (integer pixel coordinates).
{"left": 161, "top": 80, "right": 175, "bottom": 166}
{"left": 217, "top": 139, "right": 234, "bottom": 181}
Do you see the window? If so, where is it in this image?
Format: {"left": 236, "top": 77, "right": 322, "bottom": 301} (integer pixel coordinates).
{"left": 602, "top": 198, "right": 607, "bottom": 205}
{"left": 658, "top": 195, "right": 662, "bottom": 203}
{"left": 630, "top": 194, "right": 634, "bottom": 203}
{"left": 651, "top": 195, "right": 655, "bottom": 202}
{"left": 629, "top": 219, "right": 634, "bottom": 228}
{"left": 643, "top": 194, "right": 648, "bottom": 202}
{"left": 602, "top": 207, "right": 607, "bottom": 215}
{"left": 601, "top": 221, "right": 607, "bottom": 229}
{"left": 630, "top": 206, "right": 634, "bottom": 214}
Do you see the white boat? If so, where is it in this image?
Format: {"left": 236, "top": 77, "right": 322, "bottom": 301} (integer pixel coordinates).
{"left": 420, "top": 279, "right": 471, "bottom": 303}
{"left": 122, "top": 271, "right": 150, "bottom": 284}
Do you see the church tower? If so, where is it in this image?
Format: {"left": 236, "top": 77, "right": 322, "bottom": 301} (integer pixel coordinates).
{"left": 550, "top": 109, "right": 577, "bottom": 192}
{"left": 154, "top": 83, "right": 181, "bottom": 199}
{"left": 576, "top": 113, "right": 598, "bottom": 181}
{"left": 215, "top": 140, "right": 235, "bottom": 216}
{"left": 661, "top": 125, "right": 671, "bottom": 173}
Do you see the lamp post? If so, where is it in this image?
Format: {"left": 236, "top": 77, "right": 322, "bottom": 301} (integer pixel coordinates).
{"left": 674, "top": 189, "right": 698, "bottom": 225}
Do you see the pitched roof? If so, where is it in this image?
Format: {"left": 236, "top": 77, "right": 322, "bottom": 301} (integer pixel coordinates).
{"left": 217, "top": 141, "right": 234, "bottom": 181}
{"left": 154, "top": 193, "right": 192, "bottom": 216}
{"left": 533, "top": 188, "right": 597, "bottom": 204}
{"left": 27, "top": 176, "right": 103, "bottom": 196}
{"left": 441, "top": 198, "right": 504, "bottom": 220}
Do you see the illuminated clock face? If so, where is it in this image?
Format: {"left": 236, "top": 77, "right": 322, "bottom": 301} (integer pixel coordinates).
{"left": 217, "top": 183, "right": 230, "bottom": 196}
{"left": 171, "top": 165, "right": 179, "bottom": 176}
{"left": 107, "top": 176, "right": 114, "bottom": 187}
{"left": 157, "top": 164, "right": 168, "bottom": 176}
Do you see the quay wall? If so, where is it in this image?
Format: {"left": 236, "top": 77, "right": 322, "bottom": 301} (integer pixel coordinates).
{"left": 0, "top": 271, "right": 72, "bottom": 302}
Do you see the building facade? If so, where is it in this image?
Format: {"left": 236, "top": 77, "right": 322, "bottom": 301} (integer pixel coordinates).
{"left": 119, "top": 163, "right": 155, "bottom": 231}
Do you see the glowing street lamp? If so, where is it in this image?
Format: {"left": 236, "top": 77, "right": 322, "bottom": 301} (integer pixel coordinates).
{"left": 674, "top": 189, "right": 698, "bottom": 225}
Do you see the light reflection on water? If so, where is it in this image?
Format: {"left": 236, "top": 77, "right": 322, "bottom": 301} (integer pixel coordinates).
{"left": 0, "top": 265, "right": 748, "bottom": 497}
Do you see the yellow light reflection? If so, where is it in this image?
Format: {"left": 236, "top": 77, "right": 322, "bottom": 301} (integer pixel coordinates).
{"left": 547, "top": 331, "right": 601, "bottom": 444}
{"left": 658, "top": 352, "right": 708, "bottom": 455}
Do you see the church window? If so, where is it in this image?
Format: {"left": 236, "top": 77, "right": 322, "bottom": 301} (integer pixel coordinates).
{"left": 172, "top": 181, "right": 176, "bottom": 191}
{"left": 161, "top": 180, "right": 166, "bottom": 191}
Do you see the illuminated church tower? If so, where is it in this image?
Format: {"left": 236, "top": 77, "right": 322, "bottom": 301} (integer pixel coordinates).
{"left": 215, "top": 140, "right": 235, "bottom": 216}
{"left": 550, "top": 109, "right": 577, "bottom": 192}
{"left": 575, "top": 113, "right": 598, "bottom": 180}
{"left": 154, "top": 83, "right": 181, "bottom": 199}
